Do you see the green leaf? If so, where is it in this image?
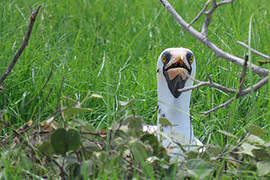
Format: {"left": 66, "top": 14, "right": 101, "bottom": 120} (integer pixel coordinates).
{"left": 252, "top": 149, "right": 270, "bottom": 161}
{"left": 257, "top": 160, "right": 270, "bottom": 176}
{"left": 38, "top": 140, "right": 55, "bottom": 156}
{"left": 159, "top": 117, "right": 174, "bottom": 126}
{"left": 238, "top": 142, "right": 259, "bottom": 157}
{"left": 66, "top": 129, "right": 81, "bottom": 151}
{"left": 246, "top": 134, "right": 265, "bottom": 146}
{"left": 141, "top": 134, "right": 159, "bottom": 147}
{"left": 185, "top": 159, "right": 213, "bottom": 179}
{"left": 127, "top": 116, "right": 143, "bottom": 131}
{"left": 217, "top": 130, "right": 236, "bottom": 138}
{"left": 141, "top": 134, "right": 160, "bottom": 156}
{"left": 51, "top": 128, "right": 68, "bottom": 155}
{"left": 51, "top": 128, "right": 81, "bottom": 155}
{"left": 206, "top": 145, "right": 222, "bottom": 158}
{"left": 249, "top": 124, "right": 265, "bottom": 137}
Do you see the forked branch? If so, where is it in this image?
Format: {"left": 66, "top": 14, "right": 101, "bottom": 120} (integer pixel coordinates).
{"left": 159, "top": 0, "right": 268, "bottom": 77}
{"left": 159, "top": 0, "right": 269, "bottom": 113}
{"left": 0, "top": 6, "right": 41, "bottom": 85}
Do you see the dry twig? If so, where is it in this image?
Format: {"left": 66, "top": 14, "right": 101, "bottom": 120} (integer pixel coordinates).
{"left": 237, "top": 41, "right": 270, "bottom": 60}
{"left": 188, "top": 0, "right": 211, "bottom": 27}
{"left": 0, "top": 6, "right": 41, "bottom": 85}
{"left": 258, "top": 60, "right": 270, "bottom": 65}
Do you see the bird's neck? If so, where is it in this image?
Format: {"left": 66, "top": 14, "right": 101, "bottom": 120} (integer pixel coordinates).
{"left": 157, "top": 77, "right": 194, "bottom": 145}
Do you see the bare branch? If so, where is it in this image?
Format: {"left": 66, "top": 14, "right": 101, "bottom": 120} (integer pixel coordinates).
{"left": 0, "top": 6, "right": 41, "bottom": 85}
{"left": 201, "top": 97, "right": 234, "bottom": 114}
{"left": 201, "top": 0, "right": 217, "bottom": 37}
{"left": 159, "top": 0, "right": 269, "bottom": 77}
{"left": 178, "top": 79, "right": 237, "bottom": 93}
{"left": 188, "top": 0, "right": 211, "bottom": 27}
{"left": 201, "top": 0, "right": 234, "bottom": 36}
{"left": 201, "top": 64, "right": 268, "bottom": 114}
{"left": 217, "top": 0, "right": 235, "bottom": 6}
{"left": 240, "top": 76, "right": 268, "bottom": 96}
{"left": 178, "top": 56, "right": 268, "bottom": 114}
{"left": 201, "top": 76, "right": 269, "bottom": 114}
{"left": 237, "top": 41, "right": 270, "bottom": 60}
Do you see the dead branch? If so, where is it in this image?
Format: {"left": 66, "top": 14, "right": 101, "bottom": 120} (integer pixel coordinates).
{"left": 237, "top": 41, "right": 270, "bottom": 60}
{"left": 201, "top": 54, "right": 249, "bottom": 114}
{"left": 201, "top": 97, "right": 234, "bottom": 114}
{"left": 178, "top": 79, "right": 237, "bottom": 94}
{"left": 179, "top": 72, "right": 268, "bottom": 97}
{"left": 0, "top": 6, "right": 41, "bottom": 85}
{"left": 178, "top": 56, "right": 268, "bottom": 114}
{"left": 201, "top": 0, "right": 235, "bottom": 36}
{"left": 160, "top": 0, "right": 269, "bottom": 113}
{"left": 188, "top": 0, "right": 211, "bottom": 27}
{"left": 159, "top": 0, "right": 268, "bottom": 77}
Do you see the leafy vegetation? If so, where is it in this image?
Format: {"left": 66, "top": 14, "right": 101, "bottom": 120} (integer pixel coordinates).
{"left": 0, "top": 0, "right": 269, "bottom": 179}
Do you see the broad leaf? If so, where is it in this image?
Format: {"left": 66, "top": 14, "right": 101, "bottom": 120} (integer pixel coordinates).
{"left": 238, "top": 142, "right": 259, "bottom": 157}
{"left": 159, "top": 117, "right": 173, "bottom": 126}
{"left": 38, "top": 140, "right": 55, "bottom": 156}
{"left": 257, "top": 160, "right": 270, "bottom": 176}
{"left": 66, "top": 129, "right": 81, "bottom": 151}
{"left": 51, "top": 128, "right": 81, "bottom": 155}
{"left": 249, "top": 124, "right": 265, "bottom": 138}
{"left": 185, "top": 159, "right": 213, "bottom": 179}
{"left": 51, "top": 128, "right": 68, "bottom": 155}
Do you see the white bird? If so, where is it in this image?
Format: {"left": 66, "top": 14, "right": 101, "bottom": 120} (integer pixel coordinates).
{"left": 143, "top": 47, "right": 203, "bottom": 157}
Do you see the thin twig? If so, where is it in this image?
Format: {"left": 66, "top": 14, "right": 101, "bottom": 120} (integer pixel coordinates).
{"left": 178, "top": 80, "right": 237, "bottom": 93}
{"left": 202, "top": 0, "right": 235, "bottom": 36}
{"left": 217, "top": 0, "right": 235, "bottom": 6}
{"left": 258, "top": 60, "right": 270, "bottom": 65}
{"left": 0, "top": 6, "right": 41, "bottom": 84}
{"left": 188, "top": 0, "right": 211, "bottom": 27}
{"left": 201, "top": 0, "right": 217, "bottom": 37}
{"left": 51, "top": 158, "right": 68, "bottom": 177}
{"left": 80, "top": 131, "right": 106, "bottom": 136}
{"left": 179, "top": 69, "right": 268, "bottom": 98}
{"left": 201, "top": 58, "right": 270, "bottom": 114}
{"left": 237, "top": 41, "right": 270, "bottom": 60}
{"left": 159, "top": 0, "right": 268, "bottom": 77}
{"left": 201, "top": 97, "right": 234, "bottom": 114}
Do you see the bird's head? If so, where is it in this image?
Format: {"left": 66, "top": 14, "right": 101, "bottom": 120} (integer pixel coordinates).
{"left": 157, "top": 47, "right": 196, "bottom": 98}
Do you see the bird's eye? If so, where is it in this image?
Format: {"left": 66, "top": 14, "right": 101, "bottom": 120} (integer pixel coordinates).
{"left": 161, "top": 56, "right": 166, "bottom": 63}
{"left": 186, "top": 52, "right": 194, "bottom": 64}
{"left": 161, "top": 51, "right": 171, "bottom": 64}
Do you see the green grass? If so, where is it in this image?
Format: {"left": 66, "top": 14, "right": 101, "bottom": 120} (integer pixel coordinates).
{"left": 0, "top": 0, "right": 269, "bottom": 178}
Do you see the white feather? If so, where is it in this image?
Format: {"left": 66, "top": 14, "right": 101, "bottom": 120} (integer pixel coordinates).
{"left": 144, "top": 48, "right": 203, "bottom": 155}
